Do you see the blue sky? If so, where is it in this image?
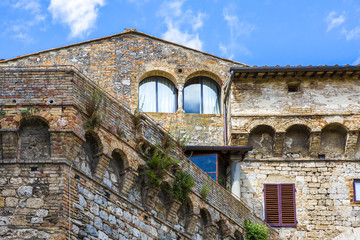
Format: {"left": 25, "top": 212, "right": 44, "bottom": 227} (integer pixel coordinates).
{"left": 1, "top": 0, "right": 360, "bottom": 66}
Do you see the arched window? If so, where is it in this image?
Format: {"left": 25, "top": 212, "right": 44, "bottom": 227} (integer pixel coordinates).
{"left": 139, "top": 76, "right": 177, "bottom": 113}
{"left": 183, "top": 77, "right": 220, "bottom": 114}
{"left": 83, "top": 131, "right": 101, "bottom": 174}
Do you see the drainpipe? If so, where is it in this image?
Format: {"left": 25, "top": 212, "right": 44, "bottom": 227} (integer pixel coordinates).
{"left": 68, "top": 163, "right": 73, "bottom": 240}
{"left": 223, "top": 70, "right": 235, "bottom": 146}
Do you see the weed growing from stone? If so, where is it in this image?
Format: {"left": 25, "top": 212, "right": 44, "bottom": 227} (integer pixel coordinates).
{"left": 83, "top": 89, "right": 104, "bottom": 130}
{"left": 171, "top": 170, "right": 195, "bottom": 204}
{"left": 21, "top": 106, "right": 38, "bottom": 120}
{"left": 142, "top": 149, "right": 179, "bottom": 187}
{"left": 0, "top": 110, "right": 6, "bottom": 117}
{"left": 244, "top": 219, "right": 269, "bottom": 240}
{"left": 200, "top": 181, "right": 211, "bottom": 201}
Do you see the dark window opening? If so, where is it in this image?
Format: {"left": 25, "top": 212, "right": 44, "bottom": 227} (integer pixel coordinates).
{"left": 287, "top": 83, "right": 300, "bottom": 93}
{"left": 264, "top": 183, "right": 296, "bottom": 227}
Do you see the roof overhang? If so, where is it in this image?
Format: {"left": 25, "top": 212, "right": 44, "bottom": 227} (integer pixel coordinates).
{"left": 230, "top": 65, "right": 360, "bottom": 79}
{"left": 185, "top": 145, "right": 252, "bottom": 155}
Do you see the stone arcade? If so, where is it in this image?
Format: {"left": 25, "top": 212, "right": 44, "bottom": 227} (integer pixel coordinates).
{"left": 1, "top": 29, "right": 360, "bottom": 239}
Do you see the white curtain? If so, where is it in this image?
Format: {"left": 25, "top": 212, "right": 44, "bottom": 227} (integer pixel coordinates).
{"left": 139, "top": 77, "right": 176, "bottom": 113}
{"left": 184, "top": 81, "right": 201, "bottom": 113}
{"left": 139, "top": 78, "right": 156, "bottom": 112}
{"left": 158, "top": 78, "right": 176, "bottom": 113}
{"left": 202, "top": 78, "right": 220, "bottom": 114}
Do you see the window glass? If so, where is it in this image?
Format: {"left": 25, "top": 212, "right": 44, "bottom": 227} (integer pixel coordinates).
{"left": 354, "top": 180, "right": 360, "bottom": 201}
{"left": 189, "top": 154, "right": 217, "bottom": 181}
{"left": 139, "top": 77, "right": 177, "bottom": 113}
{"left": 203, "top": 78, "right": 220, "bottom": 114}
{"left": 157, "top": 78, "right": 176, "bottom": 113}
{"left": 183, "top": 79, "right": 201, "bottom": 113}
{"left": 184, "top": 77, "right": 220, "bottom": 114}
{"left": 139, "top": 79, "right": 156, "bottom": 112}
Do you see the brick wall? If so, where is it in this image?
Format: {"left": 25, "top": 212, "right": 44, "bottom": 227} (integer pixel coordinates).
{"left": 0, "top": 67, "right": 278, "bottom": 239}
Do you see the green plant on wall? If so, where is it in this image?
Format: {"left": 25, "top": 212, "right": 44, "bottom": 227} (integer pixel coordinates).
{"left": 0, "top": 110, "right": 6, "bottom": 117}
{"left": 21, "top": 106, "right": 38, "bottom": 120}
{"left": 142, "top": 149, "right": 179, "bottom": 187}
{"left": 171, "top": 170, "right": 195, "bottom": 204}
{"left": 83, "top": 89, "right": 104, "bottom": 130}
{"left": 200, "top": 181, "right": 211, "bottom": 201}
{"left": 244, "top": 219, "right": 269, "bottom": 240}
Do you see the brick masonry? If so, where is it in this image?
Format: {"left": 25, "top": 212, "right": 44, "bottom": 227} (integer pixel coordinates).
{"left": 0, "top": 67, "right": 278, "bottom": 239}
{"left": 0, "top": 31, "right": 246, "bottom": 146}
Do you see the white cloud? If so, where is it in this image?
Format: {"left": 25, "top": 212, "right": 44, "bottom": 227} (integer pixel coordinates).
{"left": 343, "top": 26, "right": 360, "bottom": 40}
{"left": 48, "top": 0, "right": 105, "bottom": 39}
{"left": 5, "top": 0, "right": 46, "bottom": 42}
{"left": 353, "top": 56, "right": 360, "bottom": 65}
{"left": 219, "top": 7, "right": 255, "bottom": 59}
{"left": 13, "top": 0, "right": 42, "bottom": 15}
{"left": 325, "top": 11, "right": 345, "bottom": 32}
{"left": 158, "top": 0, "right": 205, "bottom": 50}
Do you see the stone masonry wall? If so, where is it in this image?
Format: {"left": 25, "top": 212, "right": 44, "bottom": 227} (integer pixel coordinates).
{"left": 231, "top": 74, "right": 360, "bottom": 239}
{"left": 0, "top": 163, "right": 65, "bottom": 239}
{"left": 240, "top": 160, "right": 360, "bottom": 240}
{"left": 1, "top": 30, "right": 246, "bottom": 146}
{"left": 0, "top": 67, "right": 278, "bottom": 239}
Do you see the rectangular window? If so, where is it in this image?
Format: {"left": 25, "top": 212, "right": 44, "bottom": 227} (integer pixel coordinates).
{"left": 189, "top": 154, "right": 226, "bottom": 187}
{"left": 354, "top": 180, "right": 360, "bottom": 202}
{"left": 189, "top": 154, "right": 217, "bottom": 181}
{"left": 264, "top": 183, "right": 297, "bottom": 227}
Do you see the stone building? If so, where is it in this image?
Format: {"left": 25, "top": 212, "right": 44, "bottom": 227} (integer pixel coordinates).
{"left": 0, "top": 29, "right": 359, "bottom": 239}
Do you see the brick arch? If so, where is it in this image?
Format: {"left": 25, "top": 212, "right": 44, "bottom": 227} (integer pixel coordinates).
{"left": 83, "top": 130, "right": 103, "bottom": 175}
{"left": 109, "top": 142, "right": 138, "bottom": 169}
{"left": 200, "top": 208, "right": 212, "bottom": 226}
{"left": 280, "top": 119, "right": 314, "bottom": 133}
{"left": 185, "top": 70, "right": 223, "bottom": 87}
{"left": 245, "top": 121, "right": 277, "bottom": 133}
{"left": 216, "top": 219, "right": 232, "bottom": 237}
{"left": 234, "top": 230, "right": 245, "bottom": 240}
{"left": 137, "top": 69, "right": 178, "bottom": 86}
{"left": 111, "top": 148, "right": 129, "bottom": 169}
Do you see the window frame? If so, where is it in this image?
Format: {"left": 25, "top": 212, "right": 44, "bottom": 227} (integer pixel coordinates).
{"left": 264, "top": 183, "right": 297, "bottom": 227}
{"left": 353, "top": 179, "right": 360, "bottom": 202}
{"left": 183, "top": 77, "right": 221, "bottom": 114}
{"left": 138, "top": 76, "right": 178, "bottom": 113}
{"left": 189, "top": 153, "right": 218, "bottom": 181}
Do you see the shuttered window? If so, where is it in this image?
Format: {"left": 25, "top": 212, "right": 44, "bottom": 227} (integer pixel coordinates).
{"left": 264, "top": 184, "right": 296, "bottom": 227}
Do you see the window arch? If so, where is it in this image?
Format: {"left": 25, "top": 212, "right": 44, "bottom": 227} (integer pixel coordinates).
{"left": 183, "top": 77, "right": 220, "bottom": 114}
{"left": 138, "top": 76, "right": 177, "bottom": 113}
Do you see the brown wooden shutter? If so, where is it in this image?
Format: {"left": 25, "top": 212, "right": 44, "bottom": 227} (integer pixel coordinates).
{"left": 280, "top": 184, "right": 296, "bottom": 226}
{"left": 264, "top": 183, "right": 296, "bottom": 227}
{"left": 264, "top": 184, "right": 280, "bottom": 225}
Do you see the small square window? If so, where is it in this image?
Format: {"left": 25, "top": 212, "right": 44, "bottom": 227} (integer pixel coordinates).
{"left": 354, "top": 180, "right": 360, "bottom": 202}
{"left": 287, "top": 83, "right": 300, "bottom": 93}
